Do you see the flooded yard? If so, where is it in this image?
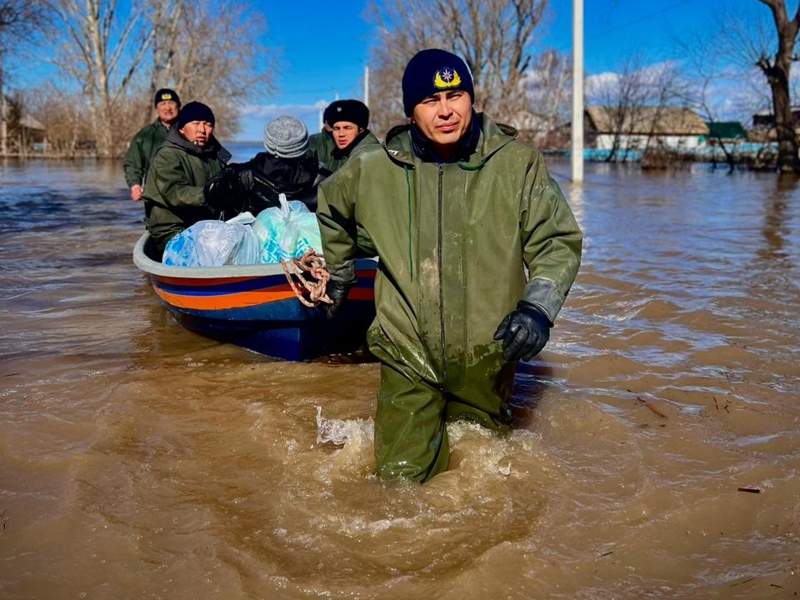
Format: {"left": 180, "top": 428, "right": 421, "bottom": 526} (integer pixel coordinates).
{"left": 1, "top": 154, "right": 799, "bottom": 599}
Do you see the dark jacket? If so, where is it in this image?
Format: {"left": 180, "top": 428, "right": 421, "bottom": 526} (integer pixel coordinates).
{"left": 234, "top": 151, "right": 319, "bottom": 212}
{"left": 123, "top": 119, "right": 171, "bottom": 187}
{"left": 142, "top": 128, "right": 231, "bottom": 253}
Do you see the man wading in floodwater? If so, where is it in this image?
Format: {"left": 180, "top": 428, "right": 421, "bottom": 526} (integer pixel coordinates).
{"left": 124, "top": 88, "right": 181, "bottom": 202}
{"left": 317, "top": 49, "right": 583, "bottom": 483}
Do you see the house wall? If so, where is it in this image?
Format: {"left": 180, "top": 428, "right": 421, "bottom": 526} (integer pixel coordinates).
{"left": 594, "top": 134, "right": 702, "bottom": 151}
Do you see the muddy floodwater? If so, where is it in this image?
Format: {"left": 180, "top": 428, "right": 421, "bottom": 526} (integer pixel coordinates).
{"left": 1, "top": 150, "right": 799, "bottom": 599}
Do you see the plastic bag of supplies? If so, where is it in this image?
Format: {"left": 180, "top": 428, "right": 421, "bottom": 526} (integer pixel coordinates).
{"left": 252, "top": 193, "right": 322, "bottom": 263}
{"left": 162, "top": 213, "right": 260, "bottom": 267}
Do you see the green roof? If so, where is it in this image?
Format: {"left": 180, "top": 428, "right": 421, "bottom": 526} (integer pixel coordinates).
{"left": 705, "top": 121, "right": 747, "bottom": 139}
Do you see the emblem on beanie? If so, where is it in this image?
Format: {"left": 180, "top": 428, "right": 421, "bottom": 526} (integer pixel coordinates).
{"left": 159, "top": 93, "right": 173, "bottom": 101}
{"left": 434, "top": 67, "right": 462, "bottom": 89}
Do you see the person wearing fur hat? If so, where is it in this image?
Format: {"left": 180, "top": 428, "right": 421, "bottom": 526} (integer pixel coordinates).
{"left": 317, "top": 48, "right": 583, "bottom": 483}
{"left": 311, "top": 99, "right": 379, "bottom": 176}
{"left": 230, "top": 115, "right": 321, "bottom": 213}
{"left": 123, "top": 88, "right": 181, "bottom": 202}
{"left": 141, "top": 101, "right": 235, "bottom": 256}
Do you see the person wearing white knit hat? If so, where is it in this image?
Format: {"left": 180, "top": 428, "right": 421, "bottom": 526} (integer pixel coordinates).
{"left": 228, "top": 115, "right": 321, "bottom": 213}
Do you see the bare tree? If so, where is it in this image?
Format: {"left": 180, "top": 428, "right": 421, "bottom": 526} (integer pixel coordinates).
{"left": 587, "top": 58, "right": 690, "bottom": 162}
{"left": 719, "top": 1, "right": 800, "bottom": 171}
{"left": 0, "top": 0, "right": 50, "bottom": 154}
{"left": 588, "top": 58, "right": 652, "bottom": 162}
{"left": 367, "top": 0, "right": 547, "bottom": 135}
{"left": 50, "top": 0, "right": 153, "bottom": 157}
{"left": 27, "top": 83, "right": 94, "bottom": 156}
{"left": 519, "top": 49, "right": 571, "bottom": 146}
{"left": 141, "top": 0, "right": 185, "bottom": 126}
{"left": 678, "top": 34, "right": 745, "bottom": 171}
{"left": 45, "top": 0, "right": 276, "bottom": 156}
{"left": 754, "top": 0, "right": 800, "bottom": 171}
{"left": 146, "top": 0, "right": 277, "bottom": 138}
{"left": 367, "top": 0, "right": 445, "bottom": 135}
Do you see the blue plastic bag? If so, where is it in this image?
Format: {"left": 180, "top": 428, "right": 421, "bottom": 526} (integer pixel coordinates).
{"left": 163, "top": 217, "right": 260, "bottom": 267}
{"left": 253, "top": 194, "right": 322, "bottom": 263}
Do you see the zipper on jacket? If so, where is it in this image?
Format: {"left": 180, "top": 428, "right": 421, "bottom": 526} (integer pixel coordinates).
{"left": 404, "top": 166, "right": 414, "bottom": 280}
{"left": 437, "top": 164, "right": 447, "bottom": 383}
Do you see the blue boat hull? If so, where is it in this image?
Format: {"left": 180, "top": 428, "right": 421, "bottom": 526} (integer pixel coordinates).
{"left": 133, "top": 233, "right": 377, "bottom": 360}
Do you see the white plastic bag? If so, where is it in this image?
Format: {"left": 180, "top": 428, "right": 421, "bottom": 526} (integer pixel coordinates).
{"left": 163, "top": 219, "right": 260, "bottom": 267}
{"left": 225, "top": 212, "right": 260, "bottom": 265}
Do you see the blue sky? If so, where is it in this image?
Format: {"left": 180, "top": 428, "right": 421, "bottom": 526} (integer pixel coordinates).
{"left": 7, "top": 0, "right": 783, "bottom": 140}
{"left": 240, "top": 0, "right": 772, "bottom": 140}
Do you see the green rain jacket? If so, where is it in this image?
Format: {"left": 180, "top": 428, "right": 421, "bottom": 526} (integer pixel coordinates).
{"left": 308, "top": 130, "right": 336, "bottom": 173}
{"left": 142, "top": 128, "right": 231, "bottom": 252}
{"left": 123, "top": 119, "right": 171, "bottom": 188}
{"left": 311, "top": 130, "right": 380, "bottom": 175}
{"left": 317, "top": 115, "right": 582, "bottom": 391}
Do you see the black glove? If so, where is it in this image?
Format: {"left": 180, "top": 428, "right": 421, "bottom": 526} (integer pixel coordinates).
{"left": 325, "top": 280, "right": 352, "bottom": 319}
{"left": 203, "top": 169, "right": 236, "bottom": 211}
{"left": 493, "top": 302, "right": 552, "bottom": 362}
{"left": 233, "top": 167, "right": 255, "bottom": 194}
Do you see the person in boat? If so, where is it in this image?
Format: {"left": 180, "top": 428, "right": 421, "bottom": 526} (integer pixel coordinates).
{"left": 316, "top": 48, "right": 583, "bottom": 483}
{"left": 228, "top": 115, "right": 320, "bottom": 213}
{"left": 123, "top": 88, "right": 181, "bottom": 203}
{"left": 141, "top": 101, "right": 235, "bottom": 257}
{"left": 308, "top": 111, "right": 335, "bottom": 176}
{"left": 317, "top": 99, "right": 379, "bottom": 176}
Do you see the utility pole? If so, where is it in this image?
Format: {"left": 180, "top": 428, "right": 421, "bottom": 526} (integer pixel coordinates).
{"left": 364, "top": 66, "right": 369, "bottom": 106}
{"left": 571, "top": 0, "right": 584, "bottom": 183}
{"left": 0, "top": 52, "right": 7, "bottom": 157}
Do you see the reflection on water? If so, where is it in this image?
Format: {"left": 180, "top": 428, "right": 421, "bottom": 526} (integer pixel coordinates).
{"left": 759, "top": 174, "right": 795, "bottom": 262}
{"left": 1, "top": 158, "right": 800, "bottom": 598}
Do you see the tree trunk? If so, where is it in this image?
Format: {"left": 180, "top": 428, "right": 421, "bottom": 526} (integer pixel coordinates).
{"left": 767, "top": 63, "right": 798, "bottom": 171}
{"left": 757, "top": 0, "right": 800, "bottom": 172}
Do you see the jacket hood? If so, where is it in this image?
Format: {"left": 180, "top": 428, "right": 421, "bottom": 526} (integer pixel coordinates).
{"left": 382, "top": 113, "right": 517, "bottom": 169}
{"left": 165, "top": 127, "right": 231, "bottom": 163}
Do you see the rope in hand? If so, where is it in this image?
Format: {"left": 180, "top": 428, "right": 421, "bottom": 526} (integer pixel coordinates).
{"left": 281, "top": 249, "right": 333, "bottom": 307}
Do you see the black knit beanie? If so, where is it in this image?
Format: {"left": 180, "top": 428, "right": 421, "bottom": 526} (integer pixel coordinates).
{"left": 325, "top": 99, "right": 369, "bottom": 129}
{"left": 154, "top": 88, "right": 181, "bottom": 107}
{"left": 402, "top": 49, "right": 474, "bottom": 117}
{"left": 175, "top": 101, "right": 215, "bottom": 130}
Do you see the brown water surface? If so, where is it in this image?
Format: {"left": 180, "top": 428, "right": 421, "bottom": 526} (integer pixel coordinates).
{"left": 1, "top": 156, "right": 799, "bottom": 599}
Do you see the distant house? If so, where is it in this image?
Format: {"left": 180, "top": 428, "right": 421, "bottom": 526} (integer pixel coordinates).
{"left": 1, "top": 113, "right": 47, "bottom": 155}
{"left": 702, "top": 121, "right": 747, "bottom": 145}
{"left": 508, "top": 109, "right": 568, "bottom": 148}
{"left": 751, "top": 107, "right": 800, "bottom": 129}
{"left": 585, "top": 106, "right": 709, "bottom": 151}
{"left": 749, "top": 108, "right": 800, "bottom": 142}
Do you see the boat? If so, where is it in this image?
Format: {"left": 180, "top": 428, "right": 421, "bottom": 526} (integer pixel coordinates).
{"left": 133, "top": 232, "right": 376, "bottom": 360}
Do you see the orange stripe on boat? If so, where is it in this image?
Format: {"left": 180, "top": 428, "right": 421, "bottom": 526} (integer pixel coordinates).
{"left": 153, "top": 286, "right": 297, "bottom": 309}
{"left": 153, "top": 284, "right": 375, "bottom": 310}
